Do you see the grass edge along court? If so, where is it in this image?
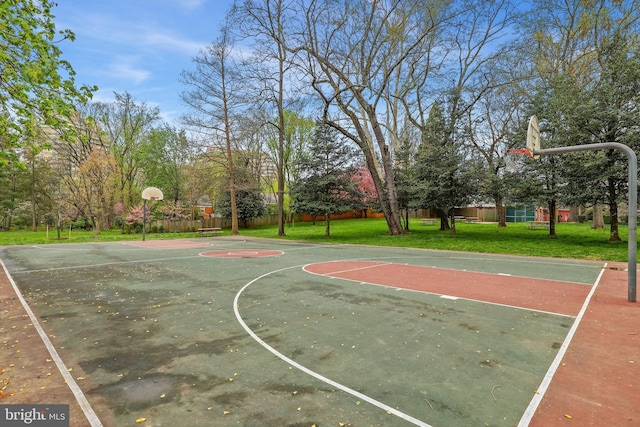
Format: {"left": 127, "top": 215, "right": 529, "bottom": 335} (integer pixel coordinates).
{"left": 0, "top": 218, "right": 634, "bottom": 262}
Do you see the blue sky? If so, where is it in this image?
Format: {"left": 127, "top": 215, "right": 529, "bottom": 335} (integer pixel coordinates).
{"left": 54, "top": 0, "right": 234, "bottom": 124}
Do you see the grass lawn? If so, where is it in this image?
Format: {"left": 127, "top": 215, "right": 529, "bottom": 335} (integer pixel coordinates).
{"left": 0, "top": 228, "right": 194, "bottom": 246}
{"left": 0, "top": 218, "right": 632, "bottom": 262}
{"left": 239, "top": 218, "right": 632, "bottom": 262}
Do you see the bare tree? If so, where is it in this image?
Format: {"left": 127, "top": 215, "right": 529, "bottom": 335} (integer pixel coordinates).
{"left": 232, "top": 0, "right": 305, "bottom": 236}
{"left": 286, "top": 0, "right": 450, "bottom": 235}
{"left": 465, "top": 82, "right": 526, "bottom": 227}
{"left": 181, "top": 21, "right": 246, "bottom": 235}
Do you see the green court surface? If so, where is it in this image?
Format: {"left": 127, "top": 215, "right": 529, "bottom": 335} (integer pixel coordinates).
{"left": 0, "top": 238, "right": 603, "bottom": 426}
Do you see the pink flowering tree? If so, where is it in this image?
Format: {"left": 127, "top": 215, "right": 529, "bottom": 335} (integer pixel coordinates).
{"left": 350, "top": 164, "right": 379, "bottom": 217}
{"left": 124, "top": 204, "right": 149, "bottom": 233}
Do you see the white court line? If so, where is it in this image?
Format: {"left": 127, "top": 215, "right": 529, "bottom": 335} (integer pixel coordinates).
{"left": 0, "top": 259, "right": 103, "bottom": 427}
{"left": 233, "top": 264, "right": 433, "bottom": 427}
{"left": 302, "top": 260, "right": 393, "bottom": 276}
{"left": 517, "top": 264, "right": 606, "bottom": 426}
{"left": 337, "top": 277, "right": 576, "bottom": 319}
{"left": 304, "top": 258, "right": 594, "bottom": 287}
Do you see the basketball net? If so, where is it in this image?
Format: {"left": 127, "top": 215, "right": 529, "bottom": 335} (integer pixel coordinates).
{"left": 504, "top": 148, "right": 531, "bottom": 172}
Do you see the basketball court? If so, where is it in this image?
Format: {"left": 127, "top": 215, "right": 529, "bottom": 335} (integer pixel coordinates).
{"left": 1, "top": 237, "right": 638, "bottom": 426}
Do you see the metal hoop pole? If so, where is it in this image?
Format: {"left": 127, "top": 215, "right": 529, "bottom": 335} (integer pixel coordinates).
{"left": 534, "top": 143, "right": 637, "bottom": 302}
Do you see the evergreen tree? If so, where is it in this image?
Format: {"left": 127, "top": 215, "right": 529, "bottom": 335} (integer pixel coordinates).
{"left": 291, "top": 121, "right": 362, "bottom": 237}
{"left": 414, "top": 103, "right": 478, "bottom": 234}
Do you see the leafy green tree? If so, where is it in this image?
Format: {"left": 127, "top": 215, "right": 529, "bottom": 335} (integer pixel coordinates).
{"left": 565, "top": 31, "right": 640, "bottom": 241}
{"left": 517, "top": 0, "right": 640, "bottom": 238}
{"left": 95, "top": 92, "right": 160, "bottom": 208}
{"left": 0, "top": 161, "right": 27, "bottom": 229}
{"left": 138, "top": 125, "right": 190, "bottom": 203}
{"left": 0, "top": 0, "right": 95, "bottom": 166}
{"left": 291, "top": 122, "right": 362, "bottom": 237}
{"left": 217, "top": 186, "right": 266, "bottom": 227}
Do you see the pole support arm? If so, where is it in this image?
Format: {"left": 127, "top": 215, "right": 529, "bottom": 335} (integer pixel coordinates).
{"left": 535, "top": 143, "right": 637, "bottom": 302}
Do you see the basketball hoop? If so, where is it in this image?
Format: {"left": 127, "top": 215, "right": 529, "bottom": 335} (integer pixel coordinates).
{"left": 142, "top": 187, "right": 164, "bottom": 201}
{"left": 519, "top": 115, "right": 637, "bottom": 302}
{"left": 141, "top": 187, "right": 164, "bottom": 241}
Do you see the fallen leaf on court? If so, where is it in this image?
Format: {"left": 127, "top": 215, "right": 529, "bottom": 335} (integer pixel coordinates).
{"left": 564, "top": 414, "right": 572, "bottom": 419}
{"left": 135, "top": 417, "right": 146, "bottom": 423}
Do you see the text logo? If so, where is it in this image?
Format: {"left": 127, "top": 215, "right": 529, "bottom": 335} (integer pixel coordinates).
{"left": 0, "top": 405, "right": 69, "bottom": 426}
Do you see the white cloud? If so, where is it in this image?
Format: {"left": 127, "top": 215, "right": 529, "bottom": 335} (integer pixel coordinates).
{"left": 58, "top": 8, "right": 206, "bottom": 57}
{"left": 107, "top": 59, "right": 151, "bottom": 85}
{"left": 141, "top": 31, "right": 204, "bottom": 55}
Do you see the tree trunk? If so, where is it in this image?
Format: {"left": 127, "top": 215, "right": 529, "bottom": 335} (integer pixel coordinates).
{"left": 569, "top": 205, "right": 579, "bottom": 222}
{"left": 608, "top": 177, "right": 621, "bottom": 242}
{"left": 325, "top": 212, "right": 331, "bottom": 237}
{"left": 361, "top": 105, "right": 403, "bottom": 236}
{"left": 276, "top": 87, "right": 286, "bottom": 237}
{"left": 496, "top": 198, "right": 506, "bottom": 227}
{"left": 438, "top": 209, "right": 450, "bottom": 231}
{"left": 548, "top": 199, "right": 557, "bottom": 238}
{"left": 592, "top": 203, "right": 604, "bottom": 229}
{"left": 449, "top": 209, "right": 457, "bottom": 235}
{"left": 609, "top": 202, "right": 621, "bottom": 241}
